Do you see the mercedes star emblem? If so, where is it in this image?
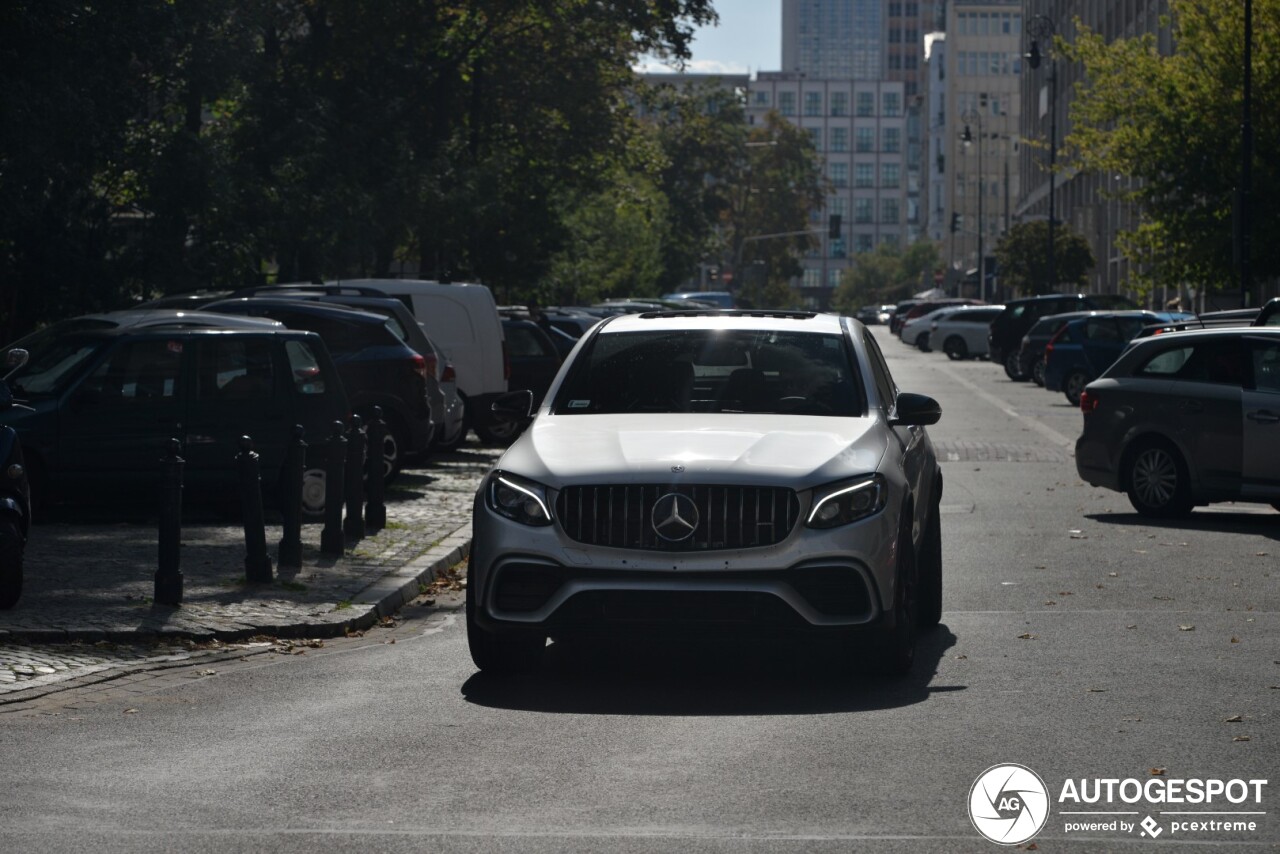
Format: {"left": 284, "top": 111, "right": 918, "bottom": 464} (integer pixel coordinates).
{"left": 651, "top": 492, "right": 699, "bottom": 542}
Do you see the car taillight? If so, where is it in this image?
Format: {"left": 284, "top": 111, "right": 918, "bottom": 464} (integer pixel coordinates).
{"left": 441, "top": 363, "right": 456, "bottom": 383}
{"left": 1045, "top": 326, "right": 1068, "bottom": 358}
{"left": 423, "top": 351, "right": 438, "bottom": 379}
{"left": 410, "top": 353, "right": 428, "bottom": 381}
{"left": 1080, "top": 389, "right": 1100, "bottom": 414}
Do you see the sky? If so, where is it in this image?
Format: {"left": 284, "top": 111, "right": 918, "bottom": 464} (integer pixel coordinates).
{"left": 636, "top": 1, "right": 781, "bottom": 75}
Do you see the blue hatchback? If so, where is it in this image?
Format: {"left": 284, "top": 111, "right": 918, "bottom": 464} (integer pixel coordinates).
{"left": 1044, "top": 311, "right": 1194, "bottom": 405}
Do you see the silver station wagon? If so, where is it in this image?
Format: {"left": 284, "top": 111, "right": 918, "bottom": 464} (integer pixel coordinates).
{"left": 468, "top": 310, "right": 944, "bottom": 677}
{"left": 1076, "top": 327, "right": 1280, "bottom": 516}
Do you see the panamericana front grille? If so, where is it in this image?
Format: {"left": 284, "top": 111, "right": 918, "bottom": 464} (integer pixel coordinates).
{"left": 555, "top": 484, "right": 800, "bottom": 551}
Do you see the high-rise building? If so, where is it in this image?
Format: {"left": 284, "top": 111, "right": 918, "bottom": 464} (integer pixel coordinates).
{"left": 1017, "top": 0, "right": 1171, "bottom": 296}
{"left": 782, "top": 1, "right": 939, "bottom": 97}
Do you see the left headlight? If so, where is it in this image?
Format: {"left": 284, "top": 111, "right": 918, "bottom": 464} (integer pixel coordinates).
{"left": 807, "top": 475, "right": 887, "bottom": 529}
{"left": 486, "top": 471, "right": 554, "bottom": 527}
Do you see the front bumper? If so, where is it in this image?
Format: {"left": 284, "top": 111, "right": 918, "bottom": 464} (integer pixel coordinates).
{"left": 471, "top": 490, "right": 899, "bottom": 636}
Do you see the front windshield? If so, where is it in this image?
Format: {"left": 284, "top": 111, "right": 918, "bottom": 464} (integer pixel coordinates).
{"left": 7, "top": 333, "right": 109, "bottom": 397}
{"left": 552, "top": 328, "right": 864, "bottom": 416}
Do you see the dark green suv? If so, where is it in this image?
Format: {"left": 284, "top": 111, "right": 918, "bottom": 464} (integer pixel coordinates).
{"left": 1, "top": 326, "right": 348, "bottom": 513}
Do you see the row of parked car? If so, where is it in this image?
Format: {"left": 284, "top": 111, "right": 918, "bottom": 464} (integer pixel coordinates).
{"left": 0, "top": 283, "right": 738, "bottom": 514}
{"left": 868, "top": 292, "right": 1280, "bottom": 519}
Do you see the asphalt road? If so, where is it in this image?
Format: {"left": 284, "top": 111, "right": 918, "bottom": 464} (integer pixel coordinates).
{"left": 2, "top": 336, "right": 1276, "bottom": 853}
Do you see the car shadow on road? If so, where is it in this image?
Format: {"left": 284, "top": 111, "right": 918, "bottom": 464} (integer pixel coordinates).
{"left": 461, "top": 626, "right": 963, "bottom": 716}
{"left": 1083, "top": 510, "right": 1280, "bottom": 542}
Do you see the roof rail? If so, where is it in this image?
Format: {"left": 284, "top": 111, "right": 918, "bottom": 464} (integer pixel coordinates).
{"left": 636, "top": 310, "right": 817, "bottom": 320}
{"left": 228, "top": 283, "right": 392, "bottom": 298}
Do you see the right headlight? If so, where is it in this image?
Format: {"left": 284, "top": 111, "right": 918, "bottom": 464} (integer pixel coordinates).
{"left": 806, "top": 475, "right": 887, "bottom": 529}
{"left": 486, "top": 471, "right": 554, "bottom": 527}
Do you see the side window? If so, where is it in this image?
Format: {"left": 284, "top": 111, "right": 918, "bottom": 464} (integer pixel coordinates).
{"left": 507, "top": 326, "right": 545, "bottom": 358}
{"left": 1250, "top": 340, "right": 1280, "bottom": 393}
{"left": 1138, "top": 346, "right": 1193, "bottom": 377}
{"left": 197, "top": 339, "right": 276, "bottom": 402}
{"left": 285, "top": 340, "right": 328, "bottom": 395}
{"left": 1116, "top": 317, "right": 1147, "bottom": 340}
{"left": 1085, "top": 318, "right": 1120, "bottom": 341}
{"left": 84, "top": 339, "right": 183, "bottom": 403}
{"left": 1144, "top": 340, "right": 1246, "bottom": 386}
{"left": 862, "top": 330, "right": 897, "bottom": 411}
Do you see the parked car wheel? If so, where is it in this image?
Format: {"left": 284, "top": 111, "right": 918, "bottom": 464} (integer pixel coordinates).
{"left": 1064, "top": 370, "right": 1089, "bottom": 406}
{"left": 1125, "top": 440, "right": 1192, "bottom": 518}
{"left": 474, "top": 417, "right": 524, "bottom": 447}
{"left": 372, "top": 411, "right": 408, "bottom": 483}
{"left": 943, "top": 336, "right": 968, "bottom": 361}
{"left": 0, "top": 518, "right": 23, "bottom": 610}
{"left": 915, "top": 332, "right": 931, "bottom": 352}
{"left": 1031, "top": 357, "right": 1046, "bottom": 387}
{"left": 466, "top": 576, "right": 546, "bottom": 675}
{"left": 435, "top": 398, "right": 469, "bottom": 452}
{"left": 1004, "top": 351, "right": 1025, "bottom": 380}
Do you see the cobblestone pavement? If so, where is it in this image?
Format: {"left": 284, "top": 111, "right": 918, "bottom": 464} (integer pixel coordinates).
{"left": 0, "top": 441, "right": 500, "bottom": 701}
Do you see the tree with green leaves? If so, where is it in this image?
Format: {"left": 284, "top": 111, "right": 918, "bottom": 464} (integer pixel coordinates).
{"left": 831, "top": 241, "right": 942, "bottom": 311}
{"left": 723, "top": 112, "right": 827, "bottom": 309}
{"left": 1064, "top": 0, "right": 1280, "bottom": 296}
{"left": 994, "top": 220, "right": 1094, "bottom": 296}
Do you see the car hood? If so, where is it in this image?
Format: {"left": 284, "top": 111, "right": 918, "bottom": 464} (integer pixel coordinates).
{"left": 500, "top": 414, "right": 888, "bottom": 489}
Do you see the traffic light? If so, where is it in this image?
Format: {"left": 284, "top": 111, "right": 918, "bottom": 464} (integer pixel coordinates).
{"left": 950, "top": 212, "right": 961, "bottom": 234}
{"left": 828, "top": 214, "right": 842, "bottom": 239}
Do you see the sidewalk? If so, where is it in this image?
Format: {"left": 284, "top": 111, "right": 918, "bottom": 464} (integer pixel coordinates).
{"left": 0, "top": 443, "right": 501, "bottom": 645}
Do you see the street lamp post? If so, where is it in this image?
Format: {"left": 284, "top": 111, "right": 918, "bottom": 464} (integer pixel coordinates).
{"left": 1026, "top": 15, "right": 1057, "bottom": 293}
{"left": 962, "top": 107, "right": 985, "bottom": 303}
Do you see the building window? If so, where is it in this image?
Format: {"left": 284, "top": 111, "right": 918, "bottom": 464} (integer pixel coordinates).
{"left": 883, "top": 127, "right": 901, "bottom": 153}
{"left": 881, "top": 163, "right": 901, "bottom": 188}
{"left": 881, "top": 233, "right": 900, "bottom": 248}
{"left": 889, "top": 54, "right": 902, "bottom": 70}
{"left": 889, "top": 27, "right": 902, "bottom": 43}
{"left": 856, "top": 234, "right": 874, "bottom": 253}
{"left": 855, "top": 198, "right": 873, "bottom": 224}
{"left": 804, "top": 91, "right": 822, "bottom": 116}
{"left": 828, "top": 270, "right": 842, "bottom": 289}
{"left": 856, "top": 92, "right": 875, "bottom": 117}
{"left": 753, "top": 90, "right": 770, "bottom": 106}
{"left": 779, "top": 91, "right": 795, "bottom": 116}
{"left": 829, "top": 197, "right": 847, "bottom": 217}
{"left": 855, "top": 162, "right": 874, "bottom": 188}
{"left": 830, "top": 238, "right": 846, "bottom": 259}
{"left": 830, "top": 162, "right": 848, "bottom": 188}
{"left": 882, "top": 199, "right": 900, "bottom": 224}
{"left": 803, "top": 269, "right": 821, "bottom": 289}
{"left": 807, "top": 127, "right": 822, "bottom": 151}
{"left": 830, "top": 127, "right": 848, "bottom": 152}
{"left": 883, "top": 92, "right": 901, "bottom": 116}
{"left": 831, "top": 91, "right": 848, "bottom": 117}
{"left": 856, "top": 127, "right": 874, "bottom": 152}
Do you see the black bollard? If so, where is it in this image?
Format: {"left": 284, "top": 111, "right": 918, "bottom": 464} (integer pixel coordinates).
{"left": 238, "top": 435, "right": 274, "bottom": 583}
{"left": 343, "top": 415, "right": 366, "bottom": 542}
{"left": 364, "top": 406, "right": 387, "bottom": 532}
{"left": 155, "top": 438, "right": 184, "bottom": 606}
{"left": 320, "top": 421, "right": 346, "bottom": 555}
{"left": 277, "top": 425, "right": 306, "bottom": 569}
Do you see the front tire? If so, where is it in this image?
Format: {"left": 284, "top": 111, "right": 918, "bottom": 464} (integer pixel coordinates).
{"left": 943, "top": 336, "right": 968, "bottom": 361}
{"left": 1031, "top": 357, "right": 1046, "bottom": 387}
{"left": 916, "top": 506, "right": 942, "bottom": 630}
{"left": 466, "top": 574, "right": 546, "bottom": 675}
{"left": 916, "top": 332, "right": 931, "bottom": 352}
{"left": 0, "top": 518, "right": 24, "bottom": 610}
{"left": 1125, "top": 440, "right": 1193, "bottom": 518}
{"left": 867, "top": 519, "right": 918, "bottom": 677}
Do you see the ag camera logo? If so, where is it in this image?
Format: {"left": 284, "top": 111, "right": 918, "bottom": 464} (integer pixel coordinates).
{"left": 969, "top": 764, "right": 1051, "bottom": 845}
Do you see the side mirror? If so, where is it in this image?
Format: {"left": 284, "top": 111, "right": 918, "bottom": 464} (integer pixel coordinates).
{"left": 889, "top": 392, "right": 941, "bottom": 426}
{"left": 491, "top": 389, "right": 534, "bottom": 424}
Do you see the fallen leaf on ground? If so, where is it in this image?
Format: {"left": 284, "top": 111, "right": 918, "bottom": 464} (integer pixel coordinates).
{"left": 196, "top": 669, "right": 216, "bottom": 676}
{"left": 1126, "top": 624, "right": 1138, "bottom": 629}
{"left": 1233, "top": 736, "right": 1251, "bottom": 742}
{"left": 1086, "top": 688, "right": 1106, "bottom": 693}
{"left": 1150, "top": 768, "right": 1166, "bottom": 776}
{"left": 1178, "top": 625, "right": 1195, "bottom": 631}
{"left": 1017, "top": 632, "right": 1037, "bottom": 640}
{"left": 1231, "top": 637, "right": 1240, "bottom": 644}
{"left": 1225, "top": 715, "right": 1243, "bottom": 722}
{"left": 124, "top": 709, "right": 138, "bottom": 714}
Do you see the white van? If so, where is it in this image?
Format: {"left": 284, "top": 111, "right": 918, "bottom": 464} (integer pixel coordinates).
{"left": 329, "top": 279, "right": 508, "bottom": 443}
